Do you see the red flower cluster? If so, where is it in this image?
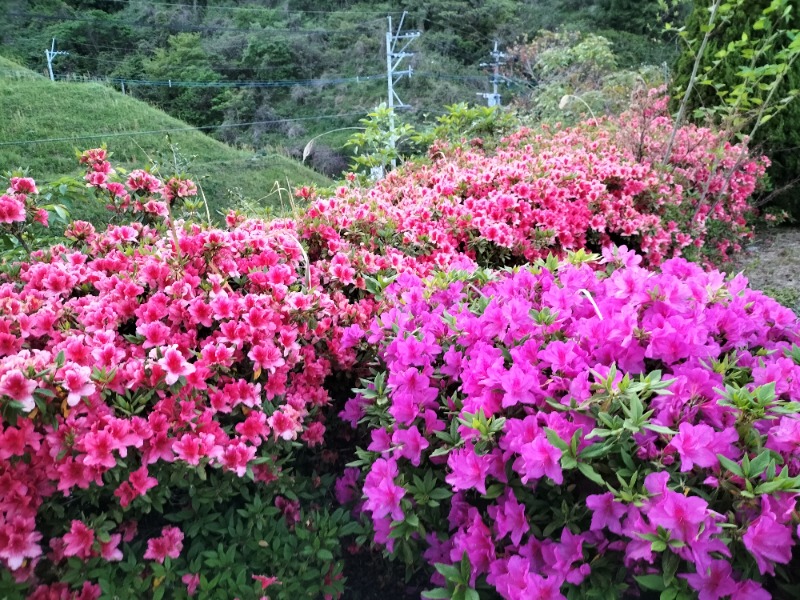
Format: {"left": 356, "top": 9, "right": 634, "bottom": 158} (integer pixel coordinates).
{"left": 0, "top": 209, "right": 375, "bottom": 579}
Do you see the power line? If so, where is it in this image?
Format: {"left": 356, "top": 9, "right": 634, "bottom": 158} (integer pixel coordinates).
{"left": 0, "top": 111, "right": 368, "bottom": 147}
{"left": 2, "top": 64, "right": 504, "bottom": 92}
{"left": 70, "top": 52, "right": 300, "bottom": 74}
{"left": 5, "top": 68, "right": 486, "bottom": 87}
{"left": 49, "top": 73, "right": 384, "bottom": 89}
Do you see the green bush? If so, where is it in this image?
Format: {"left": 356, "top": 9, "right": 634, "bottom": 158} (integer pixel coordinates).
{"left": 672, "top": 0, "right": 800, "bottom": 216}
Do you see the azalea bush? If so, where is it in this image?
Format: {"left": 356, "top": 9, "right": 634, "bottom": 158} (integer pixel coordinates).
{"left": 0, "top": 173, "right": 72, "bottom": 260}
{"left": 0, "top": 89, "right": 794, "bottom": 600}
{"left": 301, "top": 91, "right": 766, "bottom": 271}
{"left": 0, "top": 161, "right": 376, "bottom": 598}
{"left": 342, "top": 247, "right": 800, "bottom": 599}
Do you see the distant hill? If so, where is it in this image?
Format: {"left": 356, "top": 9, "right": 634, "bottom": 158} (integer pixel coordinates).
{"left": 0, "top": 56, "right": 331, "bottom": 220}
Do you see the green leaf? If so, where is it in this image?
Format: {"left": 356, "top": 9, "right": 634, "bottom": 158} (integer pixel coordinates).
{"left": 482, "top": 484, "right": 504, "bottom": 500}
{"left": 430, "top": 447, "right": 453, "bottom": 458}
{"left": 660, "top": 588, "right": 679, "bottom": 600}
{"left": 644, "top": 424, "right": 677, "bottom": 436}
{"left": 434, "top": 563, "right": 461, "bottom": 582}
{"left": 635, "top": 575, "right": 666, "bottom": 591}
{"left": 544, "top": 428, "right": 570, "bottom": 453}
{"left": 317, "top": 549, "right": 334, "bottom": 561}
{"left": 577, "top": 462, "right": 606, "bottom": 487}
{"left": 662, "top": 551, "right": 680, "bottom": 586}
{"left": 717, "top": 454, "right": 744, "bottom": 477}
{"left": 748, "top": 450, "right": 773, "bottom": 477}
{"left": 578, "top": 443, "right": 608, "bottom": 460}
{"left": 422, "top": 589, "right": 452, "bottom": 599}
{"left": 429, "top": 488, "right": 453, "bottom": 500}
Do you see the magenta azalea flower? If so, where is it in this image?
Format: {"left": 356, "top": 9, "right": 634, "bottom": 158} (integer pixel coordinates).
{"left": 742, "top": 511, "right": 794, "bottom": 575}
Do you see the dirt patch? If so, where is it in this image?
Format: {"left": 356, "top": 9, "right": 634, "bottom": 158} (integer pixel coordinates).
{"left": 729, "top": 227, "right": 800, "bottom": 313}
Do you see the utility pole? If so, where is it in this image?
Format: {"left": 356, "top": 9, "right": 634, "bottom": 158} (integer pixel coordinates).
{"left": 45, "top": 38, "right": 69, "bottom": 82}
{"left": 478, "top": 41, "right": 506, "bottom": 107}
{"left": 385, "top": 11, "right": 420, "bottom": 169}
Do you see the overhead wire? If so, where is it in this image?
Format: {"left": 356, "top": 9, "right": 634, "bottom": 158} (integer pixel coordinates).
{"left": 48, "top": 73, "right": 385, "bottom": 88}
{"left": 70, "top": 53, "right": 302, "bottom": 74}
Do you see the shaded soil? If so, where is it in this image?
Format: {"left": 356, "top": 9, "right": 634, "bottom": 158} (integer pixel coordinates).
{"left": 343, "top": 550, "right": 428, "bottom": 600}
{"left": 730, "top": 226, "right": 800, "bottom": 313}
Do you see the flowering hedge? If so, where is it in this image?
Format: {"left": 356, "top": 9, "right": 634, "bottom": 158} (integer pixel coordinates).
{"left": 342, "top": 247, "right": 800, "bottom": 599}
{"left": 301, "top": 91, "right": 766, "bottom": 273}
{"left": 0, "top": 102, "right": 793, "bottom": 600}
{"left": 0, "top": 164, "right": 376, "bottom": 598}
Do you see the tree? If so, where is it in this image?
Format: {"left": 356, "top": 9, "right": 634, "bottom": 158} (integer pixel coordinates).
{"left": 504, "top": 30, "right": 663, "bottom": 123}
{"left": 140, "top": 33, "right": 222, "bottom": 128}
{"left": 400, "top": 0, "right": 517, "bottom": 64}
{"left": 673, "top": 0, "right": 800, "bottom": 214}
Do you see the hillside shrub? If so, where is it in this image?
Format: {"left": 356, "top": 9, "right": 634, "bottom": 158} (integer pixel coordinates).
{"left": 672, "top": 0, "right": 800, "bottom": 217}
{"left": 343, "top": 248, "right": 800, "bottom": 599}
{"left": 302, "top": 92, "right": 766, "bottom": 271}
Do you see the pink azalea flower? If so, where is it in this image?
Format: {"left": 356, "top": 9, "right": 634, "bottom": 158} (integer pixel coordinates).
{"left": 0, "top": 194, "right": 26, "bottom": 223}
{"left": 248, "top": 342, "right": 285, "bottom": 373}
{"left": 253, "top": 574, "right": 280, "bottom": 589}
{"left": 144, "top": 526, "right": 183, "bottom": 563}
{"left": 392, "top": 426, "right": 429, "bottom": 466}
{"left": 681, "top": 560, "right": 739, "bottom": 600}
{"left": 731, "top": 579, "right": 771, "bottom": 600}
{"left": 585, "top": 492, "right": 627, "bottom": 535}
{"left": 60, "top": 364, "right": 96, "bottom": 407}
{"left": 63, "top": 521, "right": 95, "bottom": 559}
{"left": 235, "top": 410, "right": 270, "bottom": 445}
{"left": 267, "top": 409, "right": 301, "bottom": 441}
{"left": 129, "top": 465, "right": 158, "bottom": 496}
{"left": 99, "top": 534, "right": 123, "bottom": 562}
{"left": 156, "top": 346, "right": 195, "bottom": 386}
{"left": 647, "top": 491, "right": 710, "bottom": 543}
{"left": 0, "top": 516, "right": 42, "bottom": 570}
{"left": 446, "top": 446, "right": 492, "bottom": 495}
{"left": 387, "top": 368, "right": 439, "bottom": 425}
{"left": 669, "top": 423, "right": 738, "bottom": 472}
{"left": 522, "top": 573, "right": 567, "bottom": 600}
{"left": 9, "top": 176, "right": 38, "bottom": 194}
{"left": 499, "top": 363, "right": 540, "bottom": 408}
{"left": 517, "top": 435, "right": 563, "bottom": 485}
{"left": 0, "top": 369, "right": 37, "bottom": 411}
{"left": 363, "top": 458, "right": 405, "bottom": 522}
{"left": 220, "top": 441, "right": 257, "bottom": 477}
{"left": 182, "top": 573, "right": 200, "bottom": 596}
{"left": 81, "top": 430, "right": 118, "bottom": 469}
{"left": 487, "top": 489, "right": 529, "bottom": 546}
{"left": 450, "top": 508, "right": 496, "bottom": 584}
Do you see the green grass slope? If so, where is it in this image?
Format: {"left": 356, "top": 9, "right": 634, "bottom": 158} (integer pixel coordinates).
{"left": 0, "top": 56, "right": 331, "bottom": 219}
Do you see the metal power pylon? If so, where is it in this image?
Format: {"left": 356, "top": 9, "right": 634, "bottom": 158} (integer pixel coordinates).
{"left": 385, "top": 11, "right": 420, "bottom": 167}
{"left": 45, "top": 38, "right": 69, "bottom": 82}
{"left": 478, "top": 41, "right": 506, "bottom": 107}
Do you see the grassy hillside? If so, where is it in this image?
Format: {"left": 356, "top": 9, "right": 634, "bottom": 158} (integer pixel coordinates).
{"left": 0, "top": 56, "right": 331, "bottom": 220}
